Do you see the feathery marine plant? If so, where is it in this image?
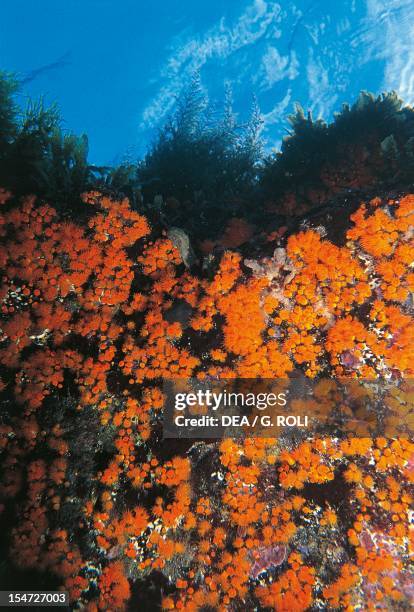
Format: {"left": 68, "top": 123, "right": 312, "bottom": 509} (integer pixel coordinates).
{"left": 137, "top": 73, "right": 264, "bottom": 205}
{"left": 261, "top": 90, "right": 414, "bottom": 217}
{"left": 0, "top": 71, "right": 19, "bottom": 152}
{"left": 0, "top": 72, "right": 96, "bottom": 212}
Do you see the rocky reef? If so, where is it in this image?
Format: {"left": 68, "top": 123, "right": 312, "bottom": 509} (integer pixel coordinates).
{"left": 0, "top": 87, "right": 413, "bottom": 611}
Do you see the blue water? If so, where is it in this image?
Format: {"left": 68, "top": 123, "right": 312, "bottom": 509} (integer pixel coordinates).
{"left": 1, "top": 0, "right": 412, "bottom": 165}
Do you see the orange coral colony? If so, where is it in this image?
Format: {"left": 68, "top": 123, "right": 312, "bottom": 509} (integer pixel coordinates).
{"left": 0, "top": 187, "right": 413, "bottom": 611}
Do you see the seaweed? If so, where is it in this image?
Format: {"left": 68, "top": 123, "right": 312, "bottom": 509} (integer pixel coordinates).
{"left": 260, "top": 91, "right": 414, "bottom": 216}
{"left": 0, "top": 72, "right": 96, "bottom": 214}
{"left": 137, "top": 74, "right": 263, "bottom": 210}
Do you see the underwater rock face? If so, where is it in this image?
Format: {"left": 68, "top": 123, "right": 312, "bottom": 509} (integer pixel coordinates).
{"left": 167, "top": 227, "right": 196, "bottom": 269}
{"left": 0, "top": 100, "right": 414, "bottom": 609}
{"left": 249, "top": 545, "right": 287, "bottom": 579}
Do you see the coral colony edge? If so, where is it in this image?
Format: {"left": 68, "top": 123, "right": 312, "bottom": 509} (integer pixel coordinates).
{"left": 0, "top": 74, "right": 414, "bottom": 611}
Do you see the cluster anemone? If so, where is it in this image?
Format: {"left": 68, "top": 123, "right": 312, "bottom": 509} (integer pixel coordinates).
{"left": 0, "top": 184, "right": 413, "bottom": 611}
